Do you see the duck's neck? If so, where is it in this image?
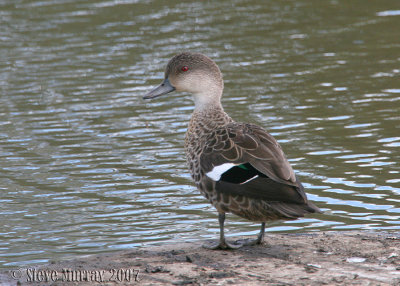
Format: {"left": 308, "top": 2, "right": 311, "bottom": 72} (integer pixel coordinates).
{"left": 188, "top": 83, "right": 233, "bottom": 131}
{"left": 192, "top": 88, "right": 223, "bottom": 111}
{"left": 189, "top": 100, "right": 233, "bottom": 132}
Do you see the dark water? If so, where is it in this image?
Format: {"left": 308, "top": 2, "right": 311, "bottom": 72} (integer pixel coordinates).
{"left": 0, "top": 0, "right": 399, "bottom": 268}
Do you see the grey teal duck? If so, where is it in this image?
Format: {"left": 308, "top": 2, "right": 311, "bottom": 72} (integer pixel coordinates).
{"left": 144, "top": 52, "right": 321, "bottom": 249}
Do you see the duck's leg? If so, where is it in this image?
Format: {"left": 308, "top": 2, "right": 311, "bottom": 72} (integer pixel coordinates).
{"left": 203, "top": 213, "right": 242, "bottom": 250}
{"left": 256, "top": 222, "right": 266, "bottom": 244}
{"left": 234, "top": 222, "right": 266, "bottom": 246}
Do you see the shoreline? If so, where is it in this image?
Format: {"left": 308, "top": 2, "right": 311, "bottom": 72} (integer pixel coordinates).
{"left": 1, "top": 231, "right": 399, "bottom": 285}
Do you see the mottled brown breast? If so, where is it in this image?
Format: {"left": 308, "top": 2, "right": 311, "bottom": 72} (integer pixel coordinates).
{"left": 184, "top": 107, "right": 233, "bottom": 183}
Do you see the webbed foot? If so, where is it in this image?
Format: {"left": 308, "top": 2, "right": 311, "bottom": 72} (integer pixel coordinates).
{"left": 202, "top": 240, "right": 243, "bottom": 250}
{"left": 234, "top": 237, "right": 264, "bottom": 246}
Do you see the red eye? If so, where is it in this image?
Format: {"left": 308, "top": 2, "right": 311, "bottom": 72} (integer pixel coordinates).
{"left": 181, "top": 66, "right": 189, "bottom": 72}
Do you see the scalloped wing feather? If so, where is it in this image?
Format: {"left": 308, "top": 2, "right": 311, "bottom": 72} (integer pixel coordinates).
{"left": 201, "top": 122, "right": 296, "bottom": 186}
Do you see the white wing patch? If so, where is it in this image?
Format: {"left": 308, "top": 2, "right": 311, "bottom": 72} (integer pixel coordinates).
{"left": 240, "top": 175, "right": 259, "bottom": 185}
{"left": 206, "top": 163, "right": 237, "bottom": 181}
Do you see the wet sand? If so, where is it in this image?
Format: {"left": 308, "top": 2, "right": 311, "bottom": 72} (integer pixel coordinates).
{"left": 2, "top": 231, "right": 399, "bottom": 285}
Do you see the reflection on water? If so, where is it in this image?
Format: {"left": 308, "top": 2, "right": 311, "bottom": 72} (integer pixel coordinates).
{"left": 0, "top": 0, "right": 399, "bottom": 267}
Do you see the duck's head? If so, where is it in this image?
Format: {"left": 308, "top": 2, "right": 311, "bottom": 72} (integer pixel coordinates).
{"left": 143, "top": 52, "right": 224, "bottom": 109}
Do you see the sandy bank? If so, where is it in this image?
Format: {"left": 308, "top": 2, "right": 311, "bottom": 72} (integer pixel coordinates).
{"left": 1, "top": 231, "right": 399, "bottom": 285}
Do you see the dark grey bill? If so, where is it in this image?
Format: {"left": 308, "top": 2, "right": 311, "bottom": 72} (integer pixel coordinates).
{"left": 143, "top": 78, "right": 175, "bottom": 99}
